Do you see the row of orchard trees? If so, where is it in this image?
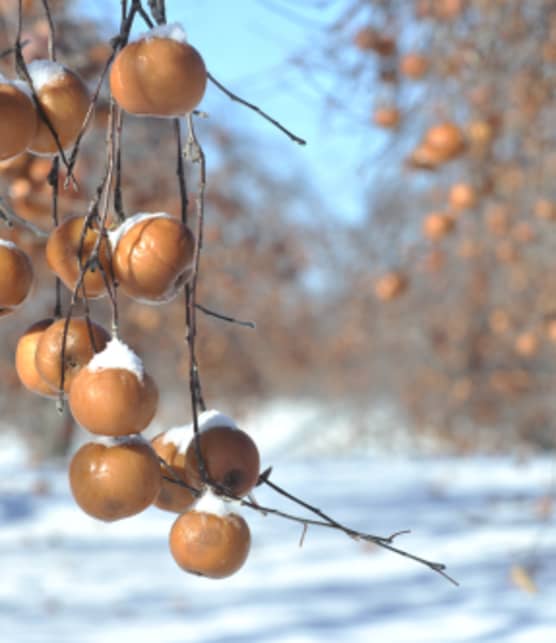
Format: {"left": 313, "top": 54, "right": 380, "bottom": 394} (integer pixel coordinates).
{"left": 311, "top": 0, "right": 556, "bottom": 450}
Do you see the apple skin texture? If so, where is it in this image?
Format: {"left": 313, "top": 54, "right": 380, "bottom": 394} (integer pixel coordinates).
{"left": 69, "top": 441, "right": 162, "bottom": 522}
{"left": 112, "top": 216, "right": 195, "bottom": 303}
{"left": 69, "top": 366, "right": 158, "bottom": 436}
{"left": 34, "top": 318, "right": 110, "bottom": 394}
{"left": 28, "top": 66, "right": 90, "bottom": 155}
{"left": 169, "top": 510, "right": 251, "bottom": 578}
{"left": 46, "top": 215, "right": 112, "bottom": 299}
{"left": 151, "top": 433, "right": 196, "bottom": 513}
{"left": 0, "top": 243, "right": 33, "bottom": 316}
{"left": 110, "top": 38, "right": 207, "bottom": 117}
{"left": 185, "top": 425, "right": 261, "bottom": 497}
{"left": 15, "top": 318, "right": 58, "bottom": 398}
{"left": 0, "top": 83, "right": 38, "bottom": 160}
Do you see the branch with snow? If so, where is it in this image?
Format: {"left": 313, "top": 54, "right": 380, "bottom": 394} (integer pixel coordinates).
{"left": 160, "top": 459, "right": 459, "bottom": 586}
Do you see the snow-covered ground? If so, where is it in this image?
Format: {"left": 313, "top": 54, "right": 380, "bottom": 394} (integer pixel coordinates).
{"left": 1, "top": 434, "right": 555, "bottom": 643}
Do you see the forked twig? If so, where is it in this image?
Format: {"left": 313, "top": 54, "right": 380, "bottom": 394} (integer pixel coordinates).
{"left": 160, "top": 459, "right": 458, "bottom": 586}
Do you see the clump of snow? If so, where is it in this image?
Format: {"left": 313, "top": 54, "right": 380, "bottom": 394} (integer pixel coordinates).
{"left": 139, "top": 22, "right": 188, "bottom": 44}
{"left": 107, "top": 212, "right": 173, "bottom": 250}
{"left": 198, "top": 409, "right": 239, "bottom": 432}
{"left": 161, "top": 425, "right": 190, "bottom": 452}
{"left": 12, "top": 79, "right": 33, "bottom": 99}
{"left": 193, "top": 487, "right": 239, "bottom": 517}
{"left": 94, "top": 434, "right": 150, "bottom": 448}
{"left": 0, "top": 72, "right": 29, "bottom": 94}
{"left": 27, "top": 59, "right": 67, "bottom": 90}
{"left": 0, "top": 72, "right": 31, "bottom": 98}
{"left": 86, "top": 337, "right": 144, "bottom": 381}
{"left": 0, "top": 239, "right": 17, "bottom": 249}
{"left": 162, "top": 409, "right": 239, "bottom": 453}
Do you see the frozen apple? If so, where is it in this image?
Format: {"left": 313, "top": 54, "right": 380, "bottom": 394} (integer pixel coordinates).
{"left": 169, "top": 489, "right": 251, "bottom": 578}
{"left": 69, "top": 337, "right": 158, "bottom": 436}
{"left": 69, "top": 437, "right": 161, "bottom": 521}
{"left": 184, "top": 410, "right": 260, "bottom": 497}
{"left": 15, "top": 318, "right": 58, "bottom": 398}
{"left": 110, "top": 212, "right": 194, "bottom": 303}
{"left": 46, "top": 215, "right": 112, "bottom": 298}
{"left": 151, "top": 429, "right": 196, "bottom": 513}
{"left": 27, "top": 60, "right": 90, "bottom": 155}
{"left": 35, "top": 317, "right": 110, "bottom": 394}
{"left": 0, "top": 239, "right": 34, "bottom": 317}
{"left": 0, "top": 75, "right": 37, "bottom": 160}
{"left": 110, "top": 23, "right": 206, "bottom": 117}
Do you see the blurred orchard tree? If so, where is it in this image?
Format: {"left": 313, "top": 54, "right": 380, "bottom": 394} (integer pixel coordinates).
{"left": 289, "top": 0, "right": 556, "bottom": 451}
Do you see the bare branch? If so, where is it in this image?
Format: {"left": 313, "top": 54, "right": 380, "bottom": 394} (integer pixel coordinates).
{"left": 40, "top": 0, "right": 57, "bottom": 61}
{"left": 182, "top": 112, "right": 208, "bottom": 485}
{"left": 160, "top": 458, "right": 458, "bottom": 586}
{"left": 207, "top": 72, "right": 307, "bottom": 146}
{"left": 0, "top": 197, "right": 49, "bottom": 239}
{"left": 195, "top": 303, "right": 256, "bottom": 329}
{"left": 147, "top": 0, "right": 166, "bottom": 25}
{"left": 15, "top": 0, "right": 74, "bottom": 178}
{"left": 0, "top": 39, "right": 29, "bottom": 59}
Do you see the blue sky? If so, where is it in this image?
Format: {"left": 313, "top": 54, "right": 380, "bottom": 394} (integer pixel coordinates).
{"left": 75, "top": 0, "right": 377, "bottom": 224}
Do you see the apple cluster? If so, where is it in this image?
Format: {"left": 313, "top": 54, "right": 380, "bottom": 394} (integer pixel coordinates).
{"left": 1, "top": 23, "right": 260, "bottom": 579}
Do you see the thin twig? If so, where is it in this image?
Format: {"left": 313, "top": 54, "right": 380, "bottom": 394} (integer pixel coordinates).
{"left": 66, "top": 53, "right": 116, "bottom": 185}
{"left": 15, "top": 1, "right": 74, "bottom": 178}
{"left": 91, "top": 96, "right": 120, "bottom": 336}
{"left": 299, "top": 523, "right": 308, "bottom": 547}
{"left": 113, "top": 108, "right": 125, "bottom": 222}
{"left": 174, "top": 118, "right": 188, "bottom": 224}
{"left": 159, "top": 456, "right": 200, "bottom": 496}
{"left": 147, "top": 0, "right": 166, "bottom": 25}
{"left": 57, "top": 258, "right": 94, "bottom": 406}
{"left": 185, "top": 113, "right": 207, "bottom": 413}
{"left": 208, "top": 72, "right": 307, "bottom": 146}
{"left": 40, "top": 0, "right": 57, "bottom": 61}
{"left": 0, "top": 197, "right": 49, "bottom": 238}
{"left": 195, "top": 302, "right": 256, "bottom": 328}
{"left": 0, "top": 39, "right": 29, "bottom": 59}
{"left": 181, "top": 113, "right": 208, "bottom": 485}
{"left": 137, "top": 3, "right": 154, "bottom": 28}
{"left": 239, "top": 496, "right": 457, "bottom": 585}
{"left": 160, "top": 466, "right": 458, "bottom": 586}
{"left": 173, "top": 115, "right": 201, "bottom": 482}
{"left": 47, "top": 156, "right": 62, "bottom": 318}
{"left": 66, "top": 1, "right": 138, "bottom": 187}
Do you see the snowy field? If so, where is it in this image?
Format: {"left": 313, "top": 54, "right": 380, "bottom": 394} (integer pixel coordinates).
{"left": 1, "top": 433, "right": 556, "bottom": 643}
